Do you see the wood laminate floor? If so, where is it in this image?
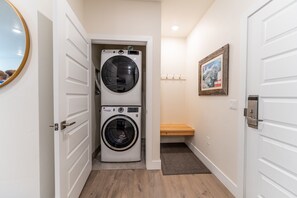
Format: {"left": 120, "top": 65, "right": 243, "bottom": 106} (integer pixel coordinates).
{"left": 79, "top": 170, "right": 234, "bottom": 198}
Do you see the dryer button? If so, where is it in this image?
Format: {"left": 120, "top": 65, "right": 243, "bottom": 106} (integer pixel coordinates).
{"left": 118, "top": 50, "right": 124, "bottom": 54}
{"left": 118, "top": 107, "right": 124, "bottom": 113}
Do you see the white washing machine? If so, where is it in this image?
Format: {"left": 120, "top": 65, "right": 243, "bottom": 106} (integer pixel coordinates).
{"left": 100, "top": 49, "right": 142, "bottom": 106}
{"left": 100, "top": 106, "right": 141, "bottom": 162}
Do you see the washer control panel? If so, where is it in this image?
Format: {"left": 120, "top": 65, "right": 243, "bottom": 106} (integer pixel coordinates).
{"left": 102, "top": 107, "right": 114, "bottom": 112}
{"left": 102, "top": 106, "right": 140, "bottom": 114}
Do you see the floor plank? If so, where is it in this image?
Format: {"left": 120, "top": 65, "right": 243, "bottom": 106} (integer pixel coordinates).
{"left": 80, "top": 170, "right": 234, "bottom": 198}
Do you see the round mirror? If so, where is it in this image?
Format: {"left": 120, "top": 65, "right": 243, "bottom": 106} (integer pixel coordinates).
{"left": 0, "top": 0, "right": 30, "bottom": 88}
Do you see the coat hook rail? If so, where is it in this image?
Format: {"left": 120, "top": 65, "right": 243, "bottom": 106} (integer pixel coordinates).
{"left": 160, "top": 74, "right": 186, "bottom": 81}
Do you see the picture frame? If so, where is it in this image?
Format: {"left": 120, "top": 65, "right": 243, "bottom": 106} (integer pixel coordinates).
{"left": 198, "top": 44, "right": 229, "bottom": 96}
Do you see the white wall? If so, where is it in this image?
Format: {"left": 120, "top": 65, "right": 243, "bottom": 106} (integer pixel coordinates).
{"left": 0, "top": 0, "right": 39, "bottom": 197}
{"left": 185, "top": 0, "right": 257, "bottom": 195}
{"left": 38, "top": 0, "right": 53, "bottom": 20}
{"left": 67, "top": 0, "right": 84, "bottom": 25}
{"left": 0, "top": 0, "right": 54, "bottom": 197}
{"left": 161, "top": 37, "right": 187, "bottom": 143}
{"left": 161, "top": 37, "right": 187, "bottom": 123}
{"left": 84, "top": 0, "right": 161, "bottom": 166}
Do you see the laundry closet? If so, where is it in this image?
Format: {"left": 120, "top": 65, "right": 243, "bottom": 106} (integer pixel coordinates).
{"left": 91, "top": 43, "right": 147, "bottom": 167}
{"left": 62, "top": 0, "right": 162, "bottom": 177}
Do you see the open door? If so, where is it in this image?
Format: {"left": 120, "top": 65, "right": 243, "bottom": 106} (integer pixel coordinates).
{"left": 53, "top": 0, "right": 91, "bottom": 197}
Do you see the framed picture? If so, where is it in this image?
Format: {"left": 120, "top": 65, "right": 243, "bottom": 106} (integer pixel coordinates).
{"left": 198, "top": 44, "right": 229, "bottom": 96}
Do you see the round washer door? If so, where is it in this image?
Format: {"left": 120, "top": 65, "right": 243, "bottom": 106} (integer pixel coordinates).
{"left": 102, "top": 115, "right": 139, "bottom": 151}
{"left": 101, "top": 55, "right": 139, "bottom": 93}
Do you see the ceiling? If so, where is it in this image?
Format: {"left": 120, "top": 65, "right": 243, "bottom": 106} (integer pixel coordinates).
{"left": 161, "top": 0, "right": 214, "bottom": 37}
{"left": 127, "top": 0, "right": 214, "bottom": 37}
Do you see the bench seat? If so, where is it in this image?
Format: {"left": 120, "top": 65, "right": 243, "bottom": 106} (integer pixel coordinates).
{"left": 160, "top": 124, "right": 195, "bottom": 136}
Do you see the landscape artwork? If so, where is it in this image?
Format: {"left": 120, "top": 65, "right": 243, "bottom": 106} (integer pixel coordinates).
{"left": 198, "top": 44, "right": 229, "bottom": 96}
{"left": 201, "top": 54, "right": 223, "bottom": 91}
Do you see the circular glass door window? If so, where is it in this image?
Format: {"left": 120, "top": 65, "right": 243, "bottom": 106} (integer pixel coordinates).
{"left": 101, "top": 56, "right": 139, "bottom": 93}
{"left": 102, "top": 115, "right": 138, "bottom": 151}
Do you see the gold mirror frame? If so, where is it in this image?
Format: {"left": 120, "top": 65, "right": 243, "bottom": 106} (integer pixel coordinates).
{"left": 0, "top": 0, "right": 30, "bottom": 88}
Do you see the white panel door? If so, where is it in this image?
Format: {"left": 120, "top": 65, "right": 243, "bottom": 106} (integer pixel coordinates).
{"left": 245, "top": 0, "right": 297, "bottom": 197}
{"left": 53, "top": 0, "right": 91, "bottom": 197}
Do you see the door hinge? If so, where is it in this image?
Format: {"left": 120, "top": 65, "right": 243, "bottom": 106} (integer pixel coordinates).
{"left": 50, "top": 123, "right": 59, "bottom": 131}
{"left": 244, "top": 108, "right": 247, "bottom": 117}
{"left": 54, "top": 123, "right": 59, "bottom": 131}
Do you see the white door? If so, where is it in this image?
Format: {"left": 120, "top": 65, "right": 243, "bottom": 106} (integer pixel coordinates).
{"left": 245, "top": 0, "right": 297, "bottom": 197}
{"left": 53, "top": 0, "right": 91, "bottom": 197}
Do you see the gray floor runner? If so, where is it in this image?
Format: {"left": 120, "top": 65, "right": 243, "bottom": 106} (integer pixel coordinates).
{"left": 161, "top": 143, "right": 211, "bottom": 175}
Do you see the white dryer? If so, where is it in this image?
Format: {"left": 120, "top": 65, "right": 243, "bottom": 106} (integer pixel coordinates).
{"left": 100, "top": 49, "right": 142, "bottom": 105}
{"left": 100, "top": 106, "right": 141, "bottom": 162}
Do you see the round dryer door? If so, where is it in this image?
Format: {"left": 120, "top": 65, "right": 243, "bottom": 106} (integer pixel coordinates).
{"left": 101, "top": 55, "right": 139, "bottom": 93}
{"left": 102, "top": 115, "right": 139, "bottom": 151}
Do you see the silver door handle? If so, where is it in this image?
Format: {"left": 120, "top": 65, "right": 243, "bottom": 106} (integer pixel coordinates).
{"left": 61, "top": 121, "right": 76, "bottom": 130}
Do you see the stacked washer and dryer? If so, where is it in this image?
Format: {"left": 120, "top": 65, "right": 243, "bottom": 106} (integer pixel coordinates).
{"left": 100, "top": 49, "right": 142, "bottom": 162}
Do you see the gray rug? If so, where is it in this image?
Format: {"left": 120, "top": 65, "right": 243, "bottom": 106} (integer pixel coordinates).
{"left": 161, "top": 143, "right": 211, "bottom": 175}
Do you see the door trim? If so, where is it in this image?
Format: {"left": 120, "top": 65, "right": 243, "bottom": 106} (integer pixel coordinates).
{"left": 238, "top": 0, "right": 273, "bottom": 197}
{"left": 89, "top": 34, "right": 160, "bottom": 170}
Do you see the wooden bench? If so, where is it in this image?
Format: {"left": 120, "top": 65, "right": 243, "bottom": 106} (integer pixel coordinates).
{"left": 160, "top": 124, "right": 195, "bottom": 136}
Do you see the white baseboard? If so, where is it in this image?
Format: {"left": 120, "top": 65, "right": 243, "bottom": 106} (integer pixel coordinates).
{"left": 186, "top": 142, "right": 238, "bottom": 197}
{"left": 146, "top": 159, "right": 161, "bottom": 170}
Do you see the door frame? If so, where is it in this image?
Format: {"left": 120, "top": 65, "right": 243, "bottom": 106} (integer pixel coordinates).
{"left": 89, "top": 34, "right": 159, "bottom": 170}
{"left": 238, "top": 0, "right": 272, "bottom": 197}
